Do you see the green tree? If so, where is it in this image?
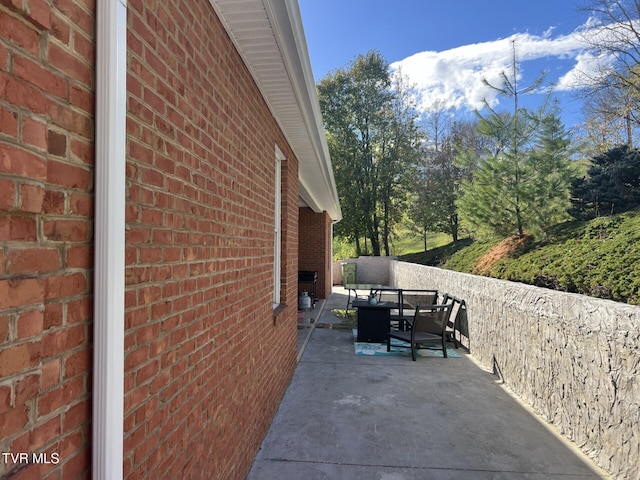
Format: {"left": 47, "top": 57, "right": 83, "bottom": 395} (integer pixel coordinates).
{"left": 457, "top": 106, "right": 536, "bottom": 237}
{"left": 528, "top": 107, "right": 577, "bottom": 235}
{"left": 409, "top": 117, "right": 488, "bottom": 249}
{"left": 411, "top": 135, "right": 465, "bottom": 245}
{"left": 409, "top": 161, "right": 439, "bottom": 251}
{"left": 569, "top": 145, "right": 640, "bottom": 219}
{"left": 318, "top": 51, "right": 423, "bottom": 255}
{"left": 319, "top": 52, "right": 389, "bottom": 255}
{"left": 456, "top": 42, "right": 575, "bottom": 238}
{"left": 457, "top": 106, "right": 575, "bottom": 238}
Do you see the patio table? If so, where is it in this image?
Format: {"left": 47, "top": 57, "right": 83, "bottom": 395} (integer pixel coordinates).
{"left": 344, "top": 283, "right": 389, "bottom": 311}
{"left": 352, "top": 300, "right": 398, "bottom": 343}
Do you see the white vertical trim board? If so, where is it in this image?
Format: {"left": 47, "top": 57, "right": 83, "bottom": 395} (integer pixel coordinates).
{"left": 273, "top": 145, "right": 285, "bottom": 307}
{"left": 93, "top": 0, "right": 127, "bottom": 478}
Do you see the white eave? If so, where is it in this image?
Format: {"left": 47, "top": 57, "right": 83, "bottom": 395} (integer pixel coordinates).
{"left": 208, "top": 0, "right": 342, "bottom": 222}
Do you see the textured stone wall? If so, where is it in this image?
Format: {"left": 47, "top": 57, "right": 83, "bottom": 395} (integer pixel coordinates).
{"left": 333, "top": 256, "right": 397, "bottom": 285}
{"left": 390, "top": 261, "right": 640, "bottom": 480}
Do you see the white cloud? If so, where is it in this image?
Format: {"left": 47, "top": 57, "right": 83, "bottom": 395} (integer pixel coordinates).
{"left": 556, "top": 51, "right": 616, "bottom": 91}
{"left": 390, "top": 22, "right": 604, "bottom": 115}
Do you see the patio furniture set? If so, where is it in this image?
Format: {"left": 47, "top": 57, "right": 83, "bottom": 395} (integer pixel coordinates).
{"left": 348, "top": 285, "right": 468, "bottom": 361}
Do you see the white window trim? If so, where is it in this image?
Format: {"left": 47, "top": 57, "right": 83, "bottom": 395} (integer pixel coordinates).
{"left": 273, "top": 145, "right": 285, "bottom": 308}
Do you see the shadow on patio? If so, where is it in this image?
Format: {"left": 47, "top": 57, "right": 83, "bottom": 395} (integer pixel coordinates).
{"left": 249, "top": 287, "right": 611, "bottom": 479}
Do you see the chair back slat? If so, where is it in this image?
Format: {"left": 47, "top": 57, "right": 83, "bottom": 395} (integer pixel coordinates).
{"left": 402, "top": 290, "right": 438, "bottom": 314}
{"left": 443, "top": 295, "right": 461, "bottom": 330}
{"left": 457, "top": 303, "right": 469, "bottom": 337}
{"left": 441, "top": 293, "right": 470, "bottom": 349}
{"left": 373, "top": 288, "right": 401, "bottom": 305}
{"left": 412, "top": 304, "right": 452, "bottom": 335}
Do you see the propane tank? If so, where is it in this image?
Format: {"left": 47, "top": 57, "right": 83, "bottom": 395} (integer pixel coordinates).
{"left": 298, "top": 291, "right": 311, "bottom": 309}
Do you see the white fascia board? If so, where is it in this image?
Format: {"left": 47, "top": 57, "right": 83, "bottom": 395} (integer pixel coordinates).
{"left": 208, "top": 0, "right": 342, "bottom": 222}
{"left": 267, "top": 0, "right": 342, "bottom": 221}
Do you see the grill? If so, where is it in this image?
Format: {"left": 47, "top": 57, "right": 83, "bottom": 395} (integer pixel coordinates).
{"left": 298, "top": 271, "right": 318, "bottom": 308}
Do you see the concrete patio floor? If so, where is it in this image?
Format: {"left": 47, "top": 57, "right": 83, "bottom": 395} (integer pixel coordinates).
{"left": 249, "top": 287, "right": 611, "bottom": 479}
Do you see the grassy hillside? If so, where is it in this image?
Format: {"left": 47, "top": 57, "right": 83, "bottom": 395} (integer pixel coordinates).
{"left": 399, "top": 210, "right": 640, "bottom": 305}
{"left": 333, "top": 226, "right": 452, "bottom": 260}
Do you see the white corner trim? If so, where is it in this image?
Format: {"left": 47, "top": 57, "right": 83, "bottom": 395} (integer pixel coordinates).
{"left": 93, "top": 0, "right": 127, "bottom": 479}
{"left": 273, "top": 144, "right": 284, "bottom": 305}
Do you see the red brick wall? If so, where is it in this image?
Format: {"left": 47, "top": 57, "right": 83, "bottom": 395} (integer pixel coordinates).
{"left": 282, "top": 161, "right": 300, "bottom": 313}
{"left": 298, "top": 208, "right": 332, "bottom": 299}
{"left": 1, "top": 0, "right": 300, "bottom": 479}
{"left": 123, "top": 1, "right": 298, "bottom": 479}
{"left": 0, "top": 1, "right": 94, "bottom": 478}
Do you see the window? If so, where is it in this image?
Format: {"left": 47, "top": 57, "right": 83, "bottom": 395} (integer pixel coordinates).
{"left": 273, "top": 145, "right": 285, "bottom": 307}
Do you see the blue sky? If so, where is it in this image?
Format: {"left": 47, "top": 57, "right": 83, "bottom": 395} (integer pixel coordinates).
{"left": 299, "top": 0, "right": 603, "bottom": 129}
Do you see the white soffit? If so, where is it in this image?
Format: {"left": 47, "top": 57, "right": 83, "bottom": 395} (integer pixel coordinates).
{"left": 209, "top": 0, "right": 342, "bottom": 221}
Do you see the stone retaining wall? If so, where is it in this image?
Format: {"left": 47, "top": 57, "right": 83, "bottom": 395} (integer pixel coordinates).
{"left": 390, "top": 261, "right": 640, "bottom": 480}
{"left": 333, "top": 256, "right": 397, "bottom": 285}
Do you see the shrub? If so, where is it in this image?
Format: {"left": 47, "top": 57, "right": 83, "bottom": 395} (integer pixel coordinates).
{"left": 436, "top": 209, "right": 640, "bottom": 304}
{"left": 569, "top": 145, "right": 640, "bottom": 220}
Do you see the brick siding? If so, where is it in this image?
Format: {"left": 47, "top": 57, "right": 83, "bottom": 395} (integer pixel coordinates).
{"left": 0, "top": 0, "right": 94, "bottom": 478}
{"left": 298, "top": 208, "right": 332, "bottom": 299}
{"left": 125, "top": 1, "right": 299, "bottom": 478}
{"left": 1, "top": 0, "right": 301, "bottom": 479}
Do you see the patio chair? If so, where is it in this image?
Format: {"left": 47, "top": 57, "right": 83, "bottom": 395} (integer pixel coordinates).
{"left": 387, "top": 303, "right": 452, "bottom": 360}
{"left": 399, "top": 289, "right": 439, "bottom": 330}
{"left": 442, "top": 293, "right": 468, "bottom": 350}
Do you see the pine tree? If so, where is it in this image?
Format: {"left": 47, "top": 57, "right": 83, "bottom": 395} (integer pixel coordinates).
{"left": 456, "top": 42, "right": 575, "bottom": 237}
{"left": 569, "top": 145, "right": 640, "bottom": 219}
{"left": 528, "top": 107, "right": 576, "bottom": 235}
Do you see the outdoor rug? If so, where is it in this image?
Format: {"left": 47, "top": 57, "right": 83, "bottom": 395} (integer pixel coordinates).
{"left": 352, "top": 329, "right": 461, "bottom": 358}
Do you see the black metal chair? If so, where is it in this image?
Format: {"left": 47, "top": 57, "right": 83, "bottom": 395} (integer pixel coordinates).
{"left": 442, "top": 293, "right": 468, "bottom": 350}
{"left": 399, "top": 289, "right": 439, "bottom": 331}
{"left": 387, "top": 304, "right": 452, "bottom": 360}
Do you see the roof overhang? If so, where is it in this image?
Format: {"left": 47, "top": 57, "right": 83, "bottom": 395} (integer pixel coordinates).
{"left": 208, "top": 0, "right": 342, "bottom": 222}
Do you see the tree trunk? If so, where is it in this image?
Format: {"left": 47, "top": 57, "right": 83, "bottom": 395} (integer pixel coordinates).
{"left": 423, "top": 226, "right": 428, "bottom": 252}
{"left": 369, "top": 211, "right": 381, "bottom": 256}
{"left": 515, "top": 205, "right": 524, "bottom": 236}
{"left": 383, "top": 200, "right": 391, "bottom": 256}
{"left": 450, "top": 214, "right": 459, "bottom": 242}
{"left": 369, "top": 233, "right": 381, "bottom": 256}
